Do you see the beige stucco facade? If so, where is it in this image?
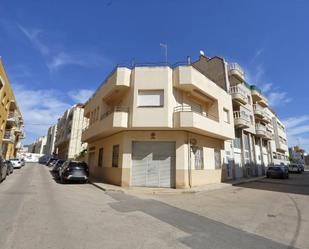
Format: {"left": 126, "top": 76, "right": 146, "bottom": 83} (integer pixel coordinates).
{"left": 83, "top": 56, "right": 235, "bottom": 188}
{"left": 0, "top": 58, "right": 24, "bottom": 160}
{"left": 55, "top": 104, "right": 87, "bottom": 160}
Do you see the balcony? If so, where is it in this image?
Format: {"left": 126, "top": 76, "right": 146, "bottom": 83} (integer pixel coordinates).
{"left": 174, "top": 66, "right": 226, "bottom": 104}
{"left": 233, "top": 111, "right": 250, "bottom": 128}
{"left": 253, "top": 104, "right": 264, "bottom": 118}
{"left": 3, "top": 130, "right": 15, "bottom": 143}
{"left": 229, "top": 86, "right": 247, "bottom": 105}
{"left": 82, "top": 106, "right": 129, "bottom": 142}
{"left": 250, "top": 85, "right": 268, "bottom": 107}
{"left": 265, "top": 130, "right": 273, "bottom": 140}
{"left": 262, "top": 113, "right": 272, "bottom": 123}
{"left": 6, "top": 111, "right": 18, "bottom": 124}
{"left": 255, "top": 123, "right": 267, "bottom": 137}
{"left": 173, "top": 106, "right": 234, "bottom": 140}
{"left": 228, "top": 63, "right": 245, "bottom": 83}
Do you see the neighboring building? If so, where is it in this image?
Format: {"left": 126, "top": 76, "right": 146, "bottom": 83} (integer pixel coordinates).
{"left": 289, "top": 146, "right": 305, "bottom": 164}
{"left": 224, "top": 62, "right": 289, "bottom": 180}
{"left": 0, "top": 57, "right": 25, "bottom": 160}
{"left": 82, "top": 55, "right": 235, "bottom": 188}
{"left": 55, "top": 104, "right": 87, "bottom": 159}
{"left": 44, "top": 124, "right": 57, "bottom": 156}
{"left": 30, "top": 136, "right": 47, "bottom": 154}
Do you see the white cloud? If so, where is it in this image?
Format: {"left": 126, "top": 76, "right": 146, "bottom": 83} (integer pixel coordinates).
{"left": 267, "top": 92, "right": 292, "bottom": 107}
{"left": 282, "top": 115, "right": 309, "bottom": 152}
{"left": 18, "top": 24, "right": 109, "bottom": 72}
{"left": 13, "top": 84, "right": 70, "bottom": 144}
{"left": 68, "top": 89, "right": 94, "bottom": 103}
{"left": 18, "top": 25, "right": 49, "bottom": 56}
{"left": 283, "top": 115, "right": 309, "bottom": 129}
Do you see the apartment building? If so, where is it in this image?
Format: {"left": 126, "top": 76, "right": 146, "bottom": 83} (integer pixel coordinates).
{"left": 55, "top": 104, "right": 87, "bottom": 159}
{"left": 224, "top": 63, "right": 289, "bottom": 180}
{"left": 0, "top": 58, "right": 25, "bottom": 160}
{"left": 82, "top": 55, "right": 235, "bottom": 188}
{"left": 289, "top": 146, "right": 305, "bottom": 164}
{"left": 30, "top": 136, "right": 47, "bottom": 154}
{"left": 44, "top": 124, "right": 57, "bottom": 156}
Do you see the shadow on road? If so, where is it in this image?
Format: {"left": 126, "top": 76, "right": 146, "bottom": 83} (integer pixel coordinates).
{"left": 236, "top": 171, "right": 309, "bottom": 196}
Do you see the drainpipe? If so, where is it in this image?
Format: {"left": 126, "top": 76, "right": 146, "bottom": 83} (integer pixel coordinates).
{"left": 187, "top": 132, "right": 192, "bottom": 188}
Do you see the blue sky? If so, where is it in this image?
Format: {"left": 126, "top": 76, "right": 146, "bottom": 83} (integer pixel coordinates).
{"left": 0, "top": 0, "right": 309, "bottom": 150}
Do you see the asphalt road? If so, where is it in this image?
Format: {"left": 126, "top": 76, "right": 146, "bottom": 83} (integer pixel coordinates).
{"left": 0, "top": 163, "right": 306, "bottom": 249}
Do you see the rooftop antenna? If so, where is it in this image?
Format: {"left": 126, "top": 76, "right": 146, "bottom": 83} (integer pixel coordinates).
{"left": 160, "top": 43, "right": 168, "bottom": 65}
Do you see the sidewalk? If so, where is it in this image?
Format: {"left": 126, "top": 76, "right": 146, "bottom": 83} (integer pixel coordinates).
{"left": 89, "top": 175, "right": 265, "bottom": 195}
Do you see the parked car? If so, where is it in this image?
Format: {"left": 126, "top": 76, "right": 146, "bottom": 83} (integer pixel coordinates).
{"left": 0, "top": 157, "right": 7, "bottom": 182}
{"left": 59, "top": 161, "right": 89, "bottom": 184}
{"left": 10, "top": 158, "right": 23, "bottom": 169}
{"left": 289, "top": 164, "right": 302, "bottom": 173}
{"left": 20, "top": 158, "right": 25, "bottom": 167}
{"left": 266, "top": 166, "right": 289, "bottom": 179}
{"left": 5, "top": 160, "right": 14, "bottom": 175}
{"left": 46, "top": 158, "right": 58, "bottom": 167}
{"left": 51, "top": 159, "right": 65, "bottom": 175}
{"left": 298, "top": 164, "right": 305, "bottom": 172}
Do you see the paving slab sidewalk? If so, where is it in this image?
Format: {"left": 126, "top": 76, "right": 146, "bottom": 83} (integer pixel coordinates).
{"left": 89, "top": 176, "right": 265, "bottom": 195}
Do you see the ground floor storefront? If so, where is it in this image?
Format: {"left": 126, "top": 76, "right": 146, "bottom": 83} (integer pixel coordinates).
{"left": 86, "top": 131, "right": 227, "bottom": 188}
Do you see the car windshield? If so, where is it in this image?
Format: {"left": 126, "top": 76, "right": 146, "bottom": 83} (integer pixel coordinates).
{"left": 69, "top": 162, "right": 88, "bottom": 169}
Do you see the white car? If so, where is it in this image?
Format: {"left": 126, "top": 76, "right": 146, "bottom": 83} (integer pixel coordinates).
{"left": 10, "top": 159, "right": 23, "bottom": 169}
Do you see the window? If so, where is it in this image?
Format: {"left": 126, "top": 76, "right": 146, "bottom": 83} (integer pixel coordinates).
{"left": 233, "top": 137, "right": 241, "bottom": 149}
{"left": 98, "top": 148, "right": 103, "bottom": 167}
{"left": 214, "top": 149, "right": 221, "bottom": 169}
{"left": 112, "top": 145, "right": 119, "bottom": 167}
{"left": 223, "top": 109, "right": 229, "bottom": 123}
{"left": 193, "top": 146, "right": 204, "bottom": 170}
{"left": 137, "top": 90, "right": 164, "bottom": 107}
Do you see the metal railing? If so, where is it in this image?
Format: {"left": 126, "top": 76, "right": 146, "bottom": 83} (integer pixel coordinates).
{"left": 100, "top": 106, "right": 129, "bottom": 121}
{"left": 228, "top": 63, "right": 244, "bottom": 76}
{"left": 233, "top": 111, "right": 250, "bottom": 122}
{"left": 174, "top": 105, "right": 219, "bottom": 122}
{"left": 256, "top": 123, "right": 266, "bottom": 132}
{"left": 229, "top": 86, "right": 247, "bottom": 97}
{"left": 253, "top": 104, "right": 265, "bottom": 114}
{"left": 3, "top": 130, "right": 15, "bottom": 141}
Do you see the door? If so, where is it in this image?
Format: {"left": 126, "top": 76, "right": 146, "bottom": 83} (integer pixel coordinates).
{"left": 131, "top": 141, "right": 175, "bottom": 188}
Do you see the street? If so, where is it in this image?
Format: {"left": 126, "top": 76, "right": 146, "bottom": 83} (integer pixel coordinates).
{"left": 0, "top": 163, "right": 308, "bottom": 249}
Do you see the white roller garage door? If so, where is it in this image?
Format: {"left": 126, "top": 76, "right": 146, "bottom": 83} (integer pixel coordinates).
{"left": 132, "top": 141, "right": 175, "bottom": 188}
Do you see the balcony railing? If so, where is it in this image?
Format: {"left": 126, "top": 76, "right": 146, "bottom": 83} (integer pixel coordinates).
{"left": 228, "top": 63, "right": 245, "bottom": 79}
{"left": 255, "top": 123, "right": 267, "bottom": 137}
{"left": 3, "top": 130, "right": 15, "bottom": 142}
{"left": 233, "top": 111, "right": 250, "bottom": 128}
{"left": 100, "top": 106, "right": 129, "bottom": 121}
{"left": 174, "top": 105, "right": 219, "bottom": 122}
{"left": 229, "top": 86, "right": 247, "bottom": 104}
{"left": 253, "top": 104, "right": 264, "bottom": 117}
{"left": 7, "top": 111, "right": 18, "bottom": 124}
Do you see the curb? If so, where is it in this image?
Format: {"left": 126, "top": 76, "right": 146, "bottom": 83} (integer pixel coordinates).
{"left": 231, "top": 176, "right": 266, "bottom": 186}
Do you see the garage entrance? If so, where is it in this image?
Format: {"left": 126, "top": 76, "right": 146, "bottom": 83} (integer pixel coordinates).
{"left": 131, "top": 141, "right": 176, "bottom": 188}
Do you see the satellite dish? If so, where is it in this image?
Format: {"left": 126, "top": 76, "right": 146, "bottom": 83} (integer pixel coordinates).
{"left": 200, "top": 50, "right": 205, "bottom": 56}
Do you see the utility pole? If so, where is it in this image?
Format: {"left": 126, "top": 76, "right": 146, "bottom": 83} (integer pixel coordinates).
{"left": 160, "top": 43, "right": 168, "bottom": 65}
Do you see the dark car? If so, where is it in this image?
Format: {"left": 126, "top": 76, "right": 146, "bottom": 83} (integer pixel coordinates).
{"left": 5, "top": 160, "right": 14, "bottom": 175}
{"left": 266, "top": 166, "right": 289, "bottom": 179}
{"left": 59, "top": 161, "right": 89, "bottom": 184}
{"left": 0, "top": 157, "right": 8, "bottom": 182}
{"left": 51, "top": 159, "right": 65, "bottom": 175}
{"left": 46, "top": 158, "right": 58, "bottom": 167}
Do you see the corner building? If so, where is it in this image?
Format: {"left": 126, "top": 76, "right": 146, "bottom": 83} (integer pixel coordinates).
{"left": 82, "top": 56, "right": 235, "bottom": 188}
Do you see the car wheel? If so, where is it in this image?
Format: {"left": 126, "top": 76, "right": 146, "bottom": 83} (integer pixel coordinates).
{"left": 60, "top": 176, "right": 65, "bottom": 184}
{"left": 266, "top": 173, "right": 270, "bottom": 178}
